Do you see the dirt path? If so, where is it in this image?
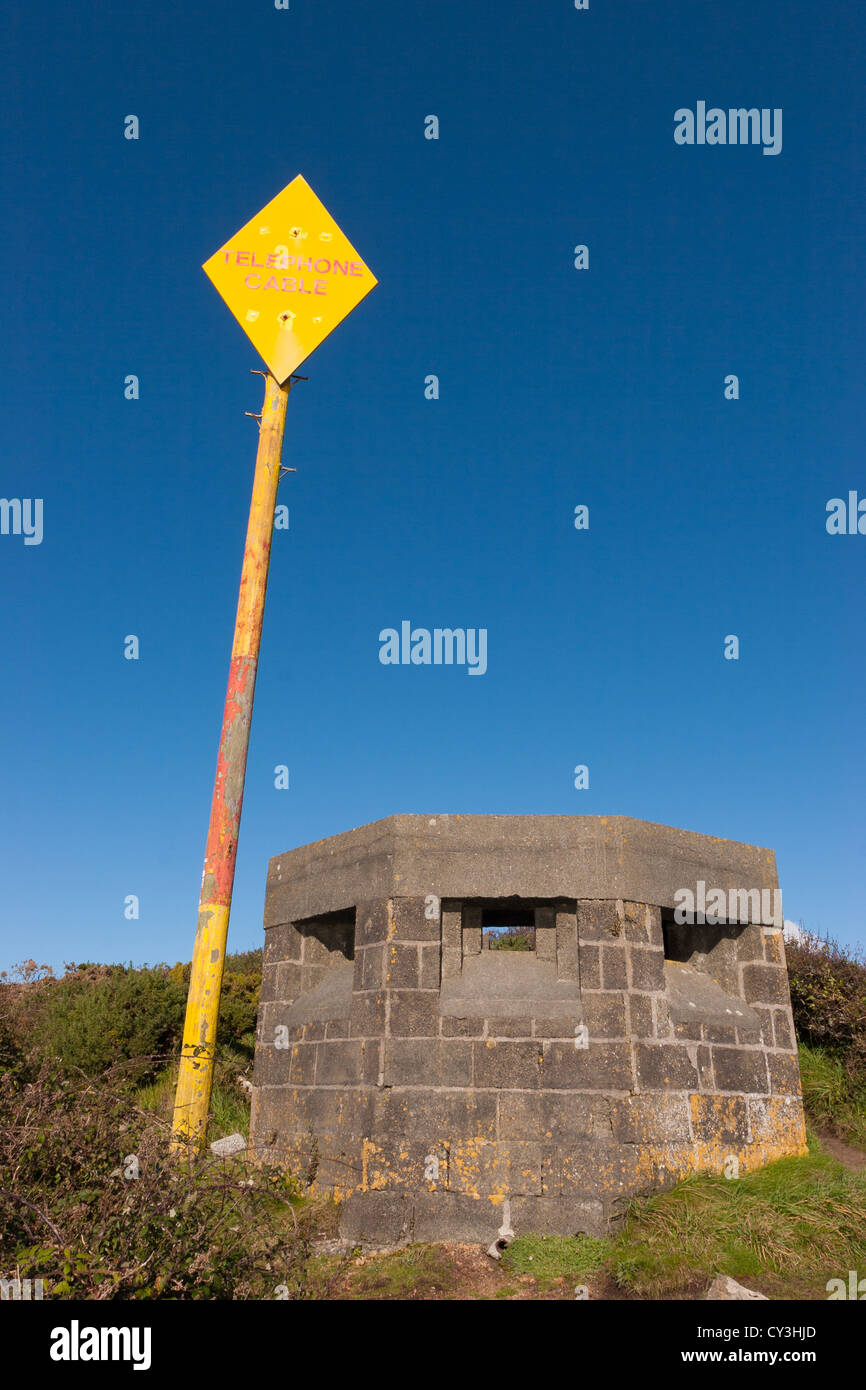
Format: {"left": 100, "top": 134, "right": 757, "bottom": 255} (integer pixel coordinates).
{"left": 816, "top": 1128, "right": 866, "bottom": 1171}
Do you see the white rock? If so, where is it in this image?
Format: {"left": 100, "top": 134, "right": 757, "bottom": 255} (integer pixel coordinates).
{"left": 706, "top": 1274, "right": 768, "bottom": 1301}
{"left": 210, "top": 1132, "right": 247, "bottom": 1158}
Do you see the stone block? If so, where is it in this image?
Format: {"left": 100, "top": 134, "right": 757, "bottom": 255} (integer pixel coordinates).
{"left": 736, "top": 1023, "right": 763, "bottom": 1046}
{"left": 629, "top": 994, "right": 654, "bottom": 1038}
{"left": 735, "top": 923, "right": 765, "bottom": 962}
{"left": 703, "top": 1023, "right": 737, "bottom": 1044}
{"left": 383, "top": 1038, "right": 472, "bottom": 1087}
{"left": 388, "top": 990, "right": 440, "bottom": 1037}
{"left": 653, "top": 997, "right": 672, "bottom": 1038}
{"left": 274, "top": 961, "right": 303, "bottom": 1001}
{"left": 772, "top": 1010, "right": 795, "bottom": 1051}
{"left": 392, "top": 897, "right": 441, "bottom": 941}
{"left": 497, "top": 1090, "right": 544, "bottom": 1140}
{"left": 315, "top": 1039, "right": 365, "bottom": 1085}
{"left": 385, "top": 942, "right": 419, "bottom": 989}
{"left": 578, "top": 943, "right": 601, "bottom": 989}
{"left": 611, "top": 1094, "right": 691, "bottom": 1144}
{"left": 419, "top": 944, "right": 441, "bottom": 989}
{"left": 371, "top": 1087, "right": 498, "bottom": 1142}
{"left": 253, "top": 1044, "right": 291, "bottom": 1088}
{"left": 696, "top": 1044, "right": 714, "bottom": 1090}
{"left": 581, "top": 991, "right": 628, "bottom": 1039}
{"left": 357, "top": 944, "right": 385, "bottom": 992}
{"left": 635, "top": 1043, "right": 698, "bottom": 1091}
{"left": 258, "top": 966, "right": 279, "bottom": 1006}
{"left": 560, "top": 1142, "right": 639, "bottom": 1201}
{"left": 263, "top": 922, "right": 302, "bottom": 965}
{"left": 441, "top": 908, "right": 461, "bottom": 950}
{"left": 532, "top": 1016, "right": 584, "bottom": 1039}
{"left": 350, "top": 990, "right": 386, "bottom": 1038}
{"left": 629, "top": 946, "right": 665, "bottom": 993}
{"left": 486, "top": 1016, "right": 534, "bottom": 1037}
{"left": 473, "top": 1039, "right": 543, "bottom": 1089}
{"left": 542, "top": 1041, "right": 632, "bottom": 1091}
{"left": 340, "top": 1192, "right": 412, "bottom": 1243}
{"left": 578, "top": 899, "right": 620, "bottom": 941}
{"left": 448, "top": 1139, "right": 542, "bottom": 1197}
{"left": 362, "top": 1038, "right": 381, "bottom": 1085}
{"left": 355, "top": 900, "right": 390, "bottom": 947}
{"left": 300, "top": 964, "right": 327, "bottom": 996}
{"left": 441, "top": 946, "right": 462, "bottom": 980}
{"left": 741, "top": 963, "right": 790, "bottom": 1006}
{"left": 412, "top": 1192, "right": 503, "bottom": 1243}
{"left": 289, "top": 1043, "right": 318, "bottom": 1085}
{"left": 440, "top": 1014, "right": 485, "bottom": 1037}
{"left": 623, "top": 901, "right": 650, "bottom": 943}
{"left": 515, "top": 1195, "right": 608, "bottom": 1238}
{"left": 689, "top": 1093, "right": 749, "bottom": 1146}
{"left": 600, "top": 943, "right": 628, "bottom": 990}
{"left": 712, "top": 1046, "right": 770, "bottom": 1095}
{"left": 767, "top": 1051, "right": 802, "bottom": 1097}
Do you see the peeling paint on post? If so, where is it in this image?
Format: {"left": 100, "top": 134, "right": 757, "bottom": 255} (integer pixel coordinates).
{"left": 171, "top": 372, "right": 290, "bottom": 1154}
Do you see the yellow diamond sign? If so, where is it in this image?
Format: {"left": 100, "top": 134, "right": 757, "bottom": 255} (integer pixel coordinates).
{"left": 203, "top": 175, "right": 377, "bottom": 384}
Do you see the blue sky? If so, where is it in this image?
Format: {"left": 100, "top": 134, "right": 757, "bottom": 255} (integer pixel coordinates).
{"left": 1, "top": 0, "right": 863, "bottom": 971}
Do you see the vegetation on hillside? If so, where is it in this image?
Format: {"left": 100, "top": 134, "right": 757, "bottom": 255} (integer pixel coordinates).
{"left": 0, "top": 928, "right": 863, "bottom": 1299}
{"left": 787, "top": 932, "right": 866, "bottom": 1147}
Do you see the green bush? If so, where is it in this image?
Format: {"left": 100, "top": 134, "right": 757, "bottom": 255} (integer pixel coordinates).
{"left": 33, "top": 965, "right": 187, "bottom": 1083}
{"left": 0, "top": 1064, "right": 308, "bottom": 1300}
{"left": 798, "top": 1043, "right": 866, "bottom": 1148}
{"left": 787, "top": 933, "right": 866, "bottom": 1080}
{"left": 487, "top": 931, "right": 533, "bottom": 952}
{"left": 168, "top": 949, "right": 261, "bottom": 1058}
{"left": 0, "top": 949, "right": 263, "bottom": 1086}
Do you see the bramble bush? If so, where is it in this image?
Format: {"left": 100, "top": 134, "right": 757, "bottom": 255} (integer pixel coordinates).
{"left": 0, "top": 951, "right": 262, "bottom": 1084}
{"left": 786, "top": 933, "right": 866, "bottom": 1080}
{"left": 0, "top": 1062, "right": 313, "bottom": 1299}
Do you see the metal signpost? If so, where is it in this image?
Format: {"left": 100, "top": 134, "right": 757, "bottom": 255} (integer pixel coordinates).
{"left": 171, "top": 176, "right": 376, "bottom": 1154}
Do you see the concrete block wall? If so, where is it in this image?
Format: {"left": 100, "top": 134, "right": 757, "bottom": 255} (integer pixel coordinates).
{"left": 250, "top": 816, "right": 807, "bottom": 1245}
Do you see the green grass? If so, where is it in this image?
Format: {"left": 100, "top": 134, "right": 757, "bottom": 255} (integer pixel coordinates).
{"left": 500, "top": 1233, "right": 611, "bottom": 1290}
{"left": 131, "top": 1039, "right": 865, "bottom": 1301}
{"left": 798, "top": 1043, "right": 866, "bottom": 1148}
{"left": 135, "top": 1055, "right": 250, "bottom": 1140}
{"left": 609, "top": 1145, "right": 866, "bottom": 1299}
{"left": 307, "top": 1243, "right": 458, "bottom": 1300}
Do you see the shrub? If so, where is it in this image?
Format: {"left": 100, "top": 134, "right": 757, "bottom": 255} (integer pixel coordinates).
{"left": 0, "top": 1063, "right": 310, "bottom": 1299}
{"left": 168, "top": 949, "right": 261, "bottom": 1058}
{"left": 787, "top": 933, "right": 866, "bottom": 1081}
{"left": 31, "top": 966, "right": 187, "bottom": 1084}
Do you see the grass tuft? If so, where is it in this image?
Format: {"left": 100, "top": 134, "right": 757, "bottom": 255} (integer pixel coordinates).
{"left": 500, "top": 1233, "right": 611, "bottom": 1290}
{"left": 609, "top": 1146, "right": 866, "bottom": 1298}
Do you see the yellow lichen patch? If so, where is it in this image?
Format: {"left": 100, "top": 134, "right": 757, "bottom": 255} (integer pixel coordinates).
{"left": 749, "top": 1096, "right": 808, "bottom": 1154}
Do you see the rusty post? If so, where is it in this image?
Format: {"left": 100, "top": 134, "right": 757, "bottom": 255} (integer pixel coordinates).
{"left": 171, "top": 370, "right": 290, "bottom": 1155}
